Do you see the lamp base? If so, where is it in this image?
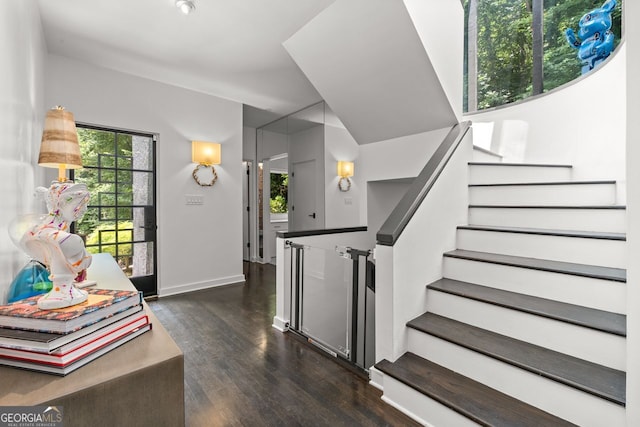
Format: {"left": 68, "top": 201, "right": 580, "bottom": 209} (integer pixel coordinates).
{"left": 37, "top": 281, "right": 88, "bottom": 310}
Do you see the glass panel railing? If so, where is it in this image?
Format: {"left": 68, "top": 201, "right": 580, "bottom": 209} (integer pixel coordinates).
{"left": 286, "top": 241, "right": 375, "bottom": 371}
{"left": 300, "top": 245, "right": 352, "bottom": 358}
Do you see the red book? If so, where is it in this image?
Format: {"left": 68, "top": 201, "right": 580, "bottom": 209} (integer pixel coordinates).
{"left": 0, "top": 305, "right": 143, "bottom": 353}
{"left": 0, "top": 314, "right": 150, "bottom": 365}
{"left": 0, "top": 323, "right": 152, "bottom": 376}
{"left": 0, "top": 288, "right": 142, "bottom": 334}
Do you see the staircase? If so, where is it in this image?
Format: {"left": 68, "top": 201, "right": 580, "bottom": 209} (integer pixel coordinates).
{"left": 375, "top": 147, "right": 627, "bottom": 426}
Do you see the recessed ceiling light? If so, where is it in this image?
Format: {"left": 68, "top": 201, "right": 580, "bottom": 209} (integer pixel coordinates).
{"left": 175, "top": 0, "right": 195, "bottom": 15}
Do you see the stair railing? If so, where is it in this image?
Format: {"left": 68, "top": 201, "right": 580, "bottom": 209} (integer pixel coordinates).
{"left": 373, "top": 121, "right": 473, "bottom": 364}
{"left": 377, "top": 121, "right": 472, "bottom": 246}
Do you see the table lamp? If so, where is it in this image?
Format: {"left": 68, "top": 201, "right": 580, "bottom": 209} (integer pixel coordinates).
{"left": 19, "top": 106, "right": 93, "bottom": 309}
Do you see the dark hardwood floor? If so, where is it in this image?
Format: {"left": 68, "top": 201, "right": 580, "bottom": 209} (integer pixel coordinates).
{"left": 148, "top": 262, "right": 418, "bottom": 427}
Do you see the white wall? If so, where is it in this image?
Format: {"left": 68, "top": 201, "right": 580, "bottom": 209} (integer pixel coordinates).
{"left": 366, "top": 179, "right": 413, "bottom": 246}
{"left": 45, "top": 54, "right": 244, "bottom": 297}
{"left": 358, "top": 126, "right": 451, "bottom": 226}
{"left": 243, "top": 125, "right": 256, "bottom": 162}
{"left": 467, "top": 45, "right": 627, "bottom": 201}
{"left": 0, "top": 0, "right": 46, "bottom": 303}
{"left": 404, "top": 0, "right": 463, "bottom": 119}
{"left": 324, "top": 124, "right": 361, "bottom": 228}
{"left": 626, "top": 3, "right": 640, "bottom": 424}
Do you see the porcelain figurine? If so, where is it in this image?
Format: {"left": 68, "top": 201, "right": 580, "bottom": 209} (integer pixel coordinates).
{"left": 21, "top": 182, "right": 92, "bottom": 309}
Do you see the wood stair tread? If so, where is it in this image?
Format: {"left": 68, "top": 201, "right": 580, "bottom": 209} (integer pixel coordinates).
{"left": 407, "top": 313, "right": 626, "bottom": 405}
{"left": 457, "top": 225, "right": 626, "bottom": 241}
{"left": 375, "top": 352, "right": 577, "bottom": 426}
{"left": 444, "top": 249, "right": 626, "bottom": 282}
{"left": 427, "top": 278, "right": 626, "bottom": 336}
{"left": 469, "top": 180, "right": 616, "bottom": 187}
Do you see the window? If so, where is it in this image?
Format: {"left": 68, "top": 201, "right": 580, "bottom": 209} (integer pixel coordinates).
{"left": 269, "top": 171, "right": 288, "bottom": 214}
{"left": 464, "top": 0, "right": 623, "bottom": 112}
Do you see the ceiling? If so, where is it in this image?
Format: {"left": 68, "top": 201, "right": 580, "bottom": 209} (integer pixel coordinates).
{"left": 36, "top": 0, "right": 335, "bottom": 128}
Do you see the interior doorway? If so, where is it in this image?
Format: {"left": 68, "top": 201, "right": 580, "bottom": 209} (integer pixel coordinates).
{"left": 242, "top": 161, "right": 252, "bottom": 261}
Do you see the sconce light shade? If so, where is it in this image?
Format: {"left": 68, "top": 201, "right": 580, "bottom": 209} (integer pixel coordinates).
{"left": 337, "top": 160, "right": 354, "bottom": 192}
{"left": 38, "top": 106, "right": 82, "bottom": 182}
{"left": 337, "top": 161, "right": 354, "bottom": 178}
{"left": 192, "top": 141, "right": 221, "bottom": 165}
{"left": 192, "top": 141, "right": 221, "bottom": 186}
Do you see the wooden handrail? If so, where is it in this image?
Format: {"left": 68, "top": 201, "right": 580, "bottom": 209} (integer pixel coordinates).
{"left": 376, "top": 121, "right": 471, "bottom": 246}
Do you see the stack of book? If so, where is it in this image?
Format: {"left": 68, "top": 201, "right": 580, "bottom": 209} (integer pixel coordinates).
{"left": 0, "top": 288, "right": 151, "bottom": 375}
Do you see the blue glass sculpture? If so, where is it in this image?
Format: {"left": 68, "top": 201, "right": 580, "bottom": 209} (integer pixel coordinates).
{"left": 7, "top": 260, "right": 53, "bottom": 303}
{"left": 566, "top": 0, "right": 617, "bottom": 74}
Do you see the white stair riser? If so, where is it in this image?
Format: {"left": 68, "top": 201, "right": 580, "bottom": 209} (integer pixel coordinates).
{"left": 369, "top": 367, "right": 384, "bottom": 391}
{"left": 443, "top": 257, "right": 626, "bottom": 314}
{"left": 407, "top": 331, "right": 626, "bottom": 427}
{"left": 469, "top": 165, "right": 571, "bottom": 185}
{"left": 472, "top": 149, "right": 502, "bottom": 163}
{"left": 469, "top": 207, "right": 626, "bottom": 233}
{"left": 381, "top": 375, "right": 477, "bottom": 427}
{"left": 456, "top": 229, "right": 626, "bottom": 269}
{"left": 426, "top": 291, "right": 625, "bottom": 370}
{"left": 469, "top": 183, "right": 616, "bottom": 206}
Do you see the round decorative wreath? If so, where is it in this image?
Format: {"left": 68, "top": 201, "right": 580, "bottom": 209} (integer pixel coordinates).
{"left": 338, "top": 177, "right": 351, "bottom": 192}
{"left": 192, "top": 164, "right": 218, "bottom": 187}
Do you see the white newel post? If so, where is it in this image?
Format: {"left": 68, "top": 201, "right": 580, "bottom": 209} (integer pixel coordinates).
{"left": 272, "top": 237, "right": 289, "bottom": 331}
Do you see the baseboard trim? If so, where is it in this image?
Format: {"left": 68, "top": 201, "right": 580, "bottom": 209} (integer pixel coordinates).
{"left": 272, "top": 316, "right": 289, "bottom": 332}
{"left": 381, "top": 395, "right": 431, "bottom": 427}
{"left": 158, "top": 274, "right": 246, "bottom": 297}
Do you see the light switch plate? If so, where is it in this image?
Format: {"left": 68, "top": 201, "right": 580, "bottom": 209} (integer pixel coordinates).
{"left": 185, "top": 194, "right": 204, "bottom": 205}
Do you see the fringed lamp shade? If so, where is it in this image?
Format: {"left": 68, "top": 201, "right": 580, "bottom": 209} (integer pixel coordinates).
{"left": 38, "top": 106, "right": 82, "bottom": 181}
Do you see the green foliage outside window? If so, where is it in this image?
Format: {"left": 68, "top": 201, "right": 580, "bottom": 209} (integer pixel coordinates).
{"left": 74, "top": 128, "right": 135, "bottom": 251}
{"left": 270, "top": 172, "right": 288, "bottom": 214}
{"left": 84, "top": 222, "right": 134, "bottom": 257}
{"left": 464, "top": 0, "right": 623, "bottom": 112}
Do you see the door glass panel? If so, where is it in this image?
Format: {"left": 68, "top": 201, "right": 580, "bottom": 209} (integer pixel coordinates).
{"left": 132, "top": 135, "right": 154, "bottom": 171}
{"left": 132, "top": 172, "right": 154, "bottom": 205}
{"left": 133, "top": 242, "right": 155, "bottom": 276}
{"left": 74, "top": 126, "right": 157, "bottom": 296}
{"left": 99, "top": 154, "right": 116, "bottom": 168}
{"left": 300, "top": 245, "right": 352, "bottom": 358}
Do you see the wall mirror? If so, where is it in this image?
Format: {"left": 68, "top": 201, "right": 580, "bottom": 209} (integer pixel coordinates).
{"left": 256, "top": 101, "right": 327, "bottom": 263}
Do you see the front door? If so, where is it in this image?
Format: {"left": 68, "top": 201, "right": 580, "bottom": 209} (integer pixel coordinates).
{"left": 73, "top": 125, "right": 157, "bottom": 296}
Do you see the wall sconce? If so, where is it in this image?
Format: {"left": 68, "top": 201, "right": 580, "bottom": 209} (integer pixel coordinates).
{"left": 192, "top": 141, "right": 221, "bottom": 186}
{"left": 337, "top": 161, "right": 354, "bottom": 192}
{"left": 38, "top": 106, "right": 83, "bottom": 182}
